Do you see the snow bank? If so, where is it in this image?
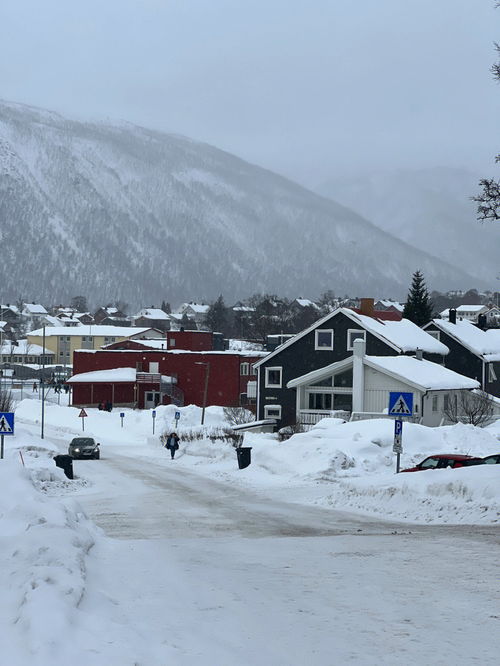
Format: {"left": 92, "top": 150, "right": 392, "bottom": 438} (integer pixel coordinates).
{"left": 0, "top": 446, "right": 95, "bottom": 663}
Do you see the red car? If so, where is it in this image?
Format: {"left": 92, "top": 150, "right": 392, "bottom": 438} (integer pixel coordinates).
{"left": 401, "top": 454, "right": 483, "bottom": 472}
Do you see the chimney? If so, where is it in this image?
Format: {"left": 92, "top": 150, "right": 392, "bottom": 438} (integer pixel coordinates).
{"left": 352, "top": 338, "right": 365, "bottom": 413}
{"left": 415, "top": 348, "right": 423, "bottom": 361}
{"left": 449, "top": 308, "right": 457, "bottom": 325}
{"left": 359, "top": 298, "right": 374, "bottom": 318}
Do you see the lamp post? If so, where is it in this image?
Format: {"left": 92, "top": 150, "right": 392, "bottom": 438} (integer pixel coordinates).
{"left": 195, "top": 361, "right": 210, "bottom": 425}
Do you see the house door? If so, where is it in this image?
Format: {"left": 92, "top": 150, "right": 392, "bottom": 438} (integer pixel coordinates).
{"left": 145, "top": 391, "right": 160, "bottom": 409}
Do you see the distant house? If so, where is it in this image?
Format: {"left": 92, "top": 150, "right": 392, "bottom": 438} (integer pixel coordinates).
{"left": 0, "top": 304, "right": 21, "bottom": 326}
{"left": 0, "top": 339, "right": 55, "bottom": 378}
{"left": 424, "top": 313, "right": 500, "bottom": 398}
{"left": 21, "top": 303, "right": 48, "bottom": 331}
{"left": 291, "top": 298, "right": 320, "bottom": 312}
{"left": 94, "top": 307, "right": 129, "bottom": 326}
{"left": 288, "top": 339, "right": 480, "bottom": 428}
{"left": 254, "top": 301, "right": 448, "bottom": 428}
{"left": 133, "top": 308, "right": 171, "bottom": 332}
{"left": 439, "top": 305, "right": 490, "bottom": 325}
{"left": 177, "top": 303, "right": 210, "bottom": 328}
{"left": 374, "top": 300, "right": 404, "bottom": 314}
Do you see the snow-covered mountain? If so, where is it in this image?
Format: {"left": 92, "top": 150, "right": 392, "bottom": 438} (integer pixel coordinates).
{"left": 316, "top": 168, "right": 499, "bottom": 286}
{"left": 0, "top": 101, "right": 483, "bottom": 307}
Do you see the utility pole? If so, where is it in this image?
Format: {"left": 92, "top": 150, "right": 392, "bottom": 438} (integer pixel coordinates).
{"left": 41, "top": 326, "right": 45, "bottom": 439}
{"left": 195, "top": 361, "right": 210, "bottom": 425}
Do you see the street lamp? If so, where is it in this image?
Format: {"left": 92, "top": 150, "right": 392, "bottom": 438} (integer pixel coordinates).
{"left": 195, "top": 361, "right": 210, "bottom": 425}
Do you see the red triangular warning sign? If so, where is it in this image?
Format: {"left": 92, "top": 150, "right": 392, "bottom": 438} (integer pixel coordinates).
{"left": 79, "top": 409, "right": 88, "bottom": 418}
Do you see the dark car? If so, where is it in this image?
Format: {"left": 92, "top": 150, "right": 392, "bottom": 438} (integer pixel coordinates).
{"left": 481, "top": 453, "right": 500, "bottom": 465}
{"left": 68, "top": 437, "right": 100, "bottom": 459}
{"left": 401, "top": 454, "right": 483, "bottom": 473}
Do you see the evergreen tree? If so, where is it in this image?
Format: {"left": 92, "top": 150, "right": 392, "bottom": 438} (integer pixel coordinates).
{"left": 161, "top": 300, "right": 171, "bottom": 314}
{"left": 403, "top": 270, "right": 433, "bottom": 326}
{"left": 206, "top": 295, "right": 228, "bottom": 334}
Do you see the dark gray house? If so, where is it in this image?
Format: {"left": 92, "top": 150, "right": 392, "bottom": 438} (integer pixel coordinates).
{"left": 254, "top": 306, "right": 449, "bottom": 428}
{"left": 424, "top": 314, "right": 500, "bottom": 398}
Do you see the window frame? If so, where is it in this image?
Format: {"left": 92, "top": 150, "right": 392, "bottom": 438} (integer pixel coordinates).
{"left": 346, "top": 329, "right": 366, "bottom": 351}
{"left": 264, "top": 404, "right": 282, "bottom": 419}
{"left": 240, "top": 362, "right": 250, "bottom": 376}
{"left": 488, "top": 363, "right": 497, "bottom": 383}
{"left": 315, "top": 329, "right": 334, "bottom": 351}
{"left": 265, "top": 366, "right": 282, "bottom": 388}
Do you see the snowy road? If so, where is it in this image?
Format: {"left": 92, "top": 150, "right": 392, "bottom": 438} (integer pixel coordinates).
{"left": 67, "top": 453, "right": 499, "bottom": 666}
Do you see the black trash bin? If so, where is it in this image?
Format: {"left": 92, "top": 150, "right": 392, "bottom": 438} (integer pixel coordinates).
{"left": 236, "top": 446, "right": 252, "bottom": 470}
{"left": 53, "top": 454, "right": 74, "bottom": 480}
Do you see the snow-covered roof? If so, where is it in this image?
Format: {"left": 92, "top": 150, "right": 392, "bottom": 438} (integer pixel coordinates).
{"left": 29, "top": 326, "right": 153, "bottom": 338}
{"left": 180, "top": 303, "right": 210, "bottom": 314}
{"left": 135, "top": 308, "right": 170, "bottom": 320}
{"left": 429, "top": 319, "right": 500, "bottom": 361}
{"left": 376, "top": 300, "right": 404, "bottom": 312}
{"left": 294, "top": 298, "right": 319, "bottom": 309}
{"left": 440, "top": 305, "right": 488, "bottom": 318}
{"left": 0, "top": 339, "right": 53, "bottom": 355}
{"left": 23, "top": 303, "right": 48, "bottom": 315}
{"left": 0, "top": 304, "right": 19, "bottom": 313}
{"left": 287, "top": 355, "right": 479, "bottom": 392}
{"left": 103, "top": 339, "right": 168, "bottom": 350}
{"left": 364, "top": 356, "right": 479, "bottom": 391}
{"left": 255, "top": 307, "right": 448, "bottom": 368}
{"left": 68, "top": 368, "right": 137, "bottom": 383}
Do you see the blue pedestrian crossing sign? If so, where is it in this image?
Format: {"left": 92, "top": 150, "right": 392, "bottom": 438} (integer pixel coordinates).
{"left": 389, "top": 392, "right": 413, "bottom": 416}
{"left": 0, "top": 412, "right": 15, "bottom": 435}
{"left": 175, "top": 411, "right": 181, "bottom": 421}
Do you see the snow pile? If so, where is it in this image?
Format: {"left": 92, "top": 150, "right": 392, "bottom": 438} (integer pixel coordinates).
{"left": 0, "top": 449, "right": 95, "bottom": 664}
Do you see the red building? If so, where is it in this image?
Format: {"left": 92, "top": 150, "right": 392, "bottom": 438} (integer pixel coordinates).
{"left": 69, "top": 347, "right": 266, "bottom": 410}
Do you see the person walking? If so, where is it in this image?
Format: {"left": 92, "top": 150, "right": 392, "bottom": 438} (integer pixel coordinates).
{"left": 165, "top": 432, "right": 180, "bottom": 459}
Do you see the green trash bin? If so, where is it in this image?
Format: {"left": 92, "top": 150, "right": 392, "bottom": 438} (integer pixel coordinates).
{"left": 236, "top": 447, "right": 252, "bottom": 469}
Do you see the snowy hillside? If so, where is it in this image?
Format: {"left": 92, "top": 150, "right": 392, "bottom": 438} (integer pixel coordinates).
{"left": 317, "top": 167, "right": 499, "bottom": 284}
{"left": 0, "top": 100, "right": 482, "bottom": 306}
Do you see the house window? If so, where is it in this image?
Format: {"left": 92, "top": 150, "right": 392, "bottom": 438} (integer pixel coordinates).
{"left": 443, "top": 394, "right": 450, "bottom": 411}
{"left": 265, "top": 367, "right": 282, "bottom": 388}
{"left": 488, "top": 364, "right": 497, "bottom": 383}
{"left": 240, "top": 363, "right": 249, "bottom": 376}
{"left": 347, "top": 329, "right": 366, "bottom": 351}
{"left": 169, "top": 338, "right": 176, "bottom": 347}
{"left": 264, "top": 404, "right": 282, "bottom": 419}
{"left": 432, "top": 395, "right": 438, "bottom": 412}
{"left": 315, "top": 329, "right": 333, "bottom": 350}
{"left": 149, "top": 362, "right": 159, "bottom": 373}
{"left": 427, "top": 330, "right": 440, "bottom": 341}
{"left": 334, "top": 369, "right": 353, "bottom": 387}
{"left": 308, "top": 393, "right": 333, "bottom": 410}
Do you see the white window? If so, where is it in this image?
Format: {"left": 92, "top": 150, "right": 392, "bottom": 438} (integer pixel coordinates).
{"left": 264, "top": 404, "right": 282, "bottom": 419}
{"left": 347, "top": 329, "right": 366, "bottom": 351}
{"left": 427, "top": 330, "right": 440, "bottom": 341}
{"left": 488, "top": 363, "right": 497, "bottom": 383}
{"left": 432, "top": 395, "right": 438, "bottom": 412}
{"left": 315, "top": 329, "right": 334, "bottom": 350}
{"left": 169, "top": 338, "right": 176, "bottom": 347}
{"left": 265, "top": 366, "right": 282, "bottom": 388}
{"left": 240, "top": 362, "right": 249, "bottom": 376}
{"left": 149, "top": 362, "right": 159, "bottom": 373}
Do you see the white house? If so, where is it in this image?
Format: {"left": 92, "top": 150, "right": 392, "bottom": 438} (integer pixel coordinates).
{"left": 439, "top": 305, "right": 497, "bottom": 325}
{"left": 287, "top": 339, "right": 480, "bottom": 427}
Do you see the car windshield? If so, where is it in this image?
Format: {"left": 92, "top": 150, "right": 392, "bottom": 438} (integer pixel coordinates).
{"left": 484, "top": 456, "right": 499, "bottom": 464}
{"left": 70, "top": 438, "right": 95, "bottom": 447}
{"left": 419, "top": 457, "right": 440, "bottom": 469}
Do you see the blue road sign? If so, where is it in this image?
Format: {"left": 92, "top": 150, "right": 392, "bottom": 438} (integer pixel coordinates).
{"left": 394, "top": 419, "right": 403, "bottom": 436}
{"left": 152, "top": 410, "right": 156, "bottom": 418}
{"left": 0, "top": 412, "right": 15, "bottom": 435}
{"left": 120, "top": 412, "right": 125, "bottom": 418}
{"left": 389, "top": 392, "right": 413, "bottom": 416}
{"left": 175, "top": 411, "right": 181, "bottom": 420}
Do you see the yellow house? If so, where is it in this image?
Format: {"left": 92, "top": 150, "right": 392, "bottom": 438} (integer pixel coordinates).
{"left": 28, "top": 326, "right": 163, "bottom": 366}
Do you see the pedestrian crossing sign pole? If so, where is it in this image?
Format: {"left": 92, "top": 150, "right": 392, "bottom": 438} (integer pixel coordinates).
{"left": 0, "top": 411, "right": 15, "bottom": 460}
{"left": 388, "top": 393, "right": 413, "bottom": 473}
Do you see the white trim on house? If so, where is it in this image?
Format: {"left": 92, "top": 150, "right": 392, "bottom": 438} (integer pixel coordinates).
{"left": 347, "top": 329, "right": 366, "bottom": 351}
{"left": 265, "top": 366, "right": 283, "bottom": 388}
{"left": 489, "top": 363, "right": 497, "bottom": 383}
{"left": 264, "top": 404, "right": 282, "bottom": 419}
{"left": 315, "top": 329, "right": 334, "bottom": 350}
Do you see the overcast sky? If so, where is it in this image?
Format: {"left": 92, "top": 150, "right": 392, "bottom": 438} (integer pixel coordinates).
{"left": 0, "top": 0, "right": 498, "bottom": 186}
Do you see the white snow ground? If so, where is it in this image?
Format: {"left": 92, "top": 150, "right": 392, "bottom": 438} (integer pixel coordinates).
{"left": 1, "top": 391, "right": 499, "bottom": 665}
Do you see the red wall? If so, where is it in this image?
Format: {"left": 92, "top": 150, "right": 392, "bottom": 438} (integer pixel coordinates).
{"left": 166, "top": 331, "right": 214, "bottom": 351}
{"left": 73, "top": 350, "right": 259, "bottom": 408}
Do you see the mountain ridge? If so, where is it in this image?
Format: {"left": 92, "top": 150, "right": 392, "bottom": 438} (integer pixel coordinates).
{"left": 0, "top": 99, "right": 484, "bottom": 308}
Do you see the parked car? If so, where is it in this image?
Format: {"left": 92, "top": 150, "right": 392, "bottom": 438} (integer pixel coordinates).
{"left": 68, "top": 437, "right": 100, "bottom": 459}
{"left": 401, "top": 454, "right": 483, "bottom": 472}
{"left": 481, "top": 453, "right": 500, "bottom": 465}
